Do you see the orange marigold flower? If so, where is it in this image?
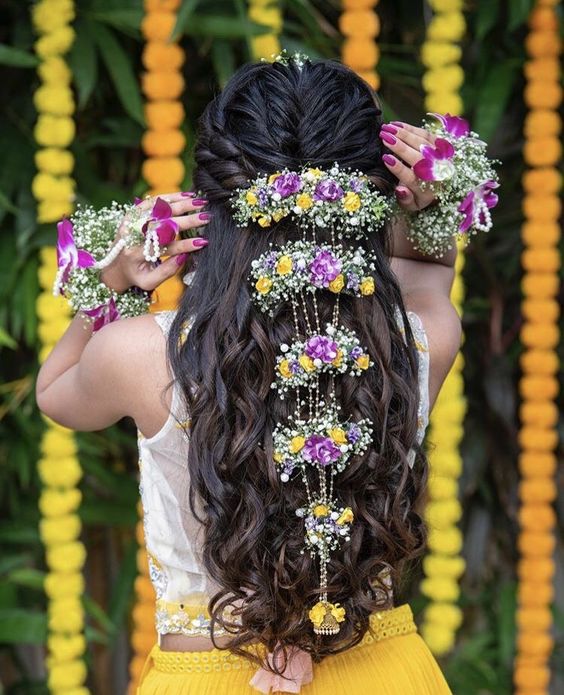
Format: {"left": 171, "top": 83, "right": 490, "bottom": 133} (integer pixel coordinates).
{"left": 142, "top": 129, "right": 186, "bottom": 157}
{"left": 516, "top": 606, "right": 553, "bottom": 632}
{"left": 522, "top": 193, "right": 562, "bottom": 222}
{"left": 519, "top": 400, "right": 559, "bottom": 427}
{"left": 339, "top": 10, "right": 380, "bottom": 38}
{"left": 525, "top": 30, "right": 560, "bottom": 57}
{"left": 514, "top": 663, "right": 550, "bottom": 690}
{"left": 529, "top": 6, "right": 559, "bottom": 31}
{"left": 142, "top": 42, "right": 184, "bottom": 71}
{"left": 521, "top": 221, "right": 560, "bottom": 246}
{"left": 145, "top": 0, "right": 181, "bottom": 10}
{"left": 342, "top": 38, "right": 380, "bottom": 70}
{"left": 519, "top": 349, "right": 559, "bottom": 376}
{"left": 522, "top": 166, "right": 562, "bottom": 193}
{"left": 518, "top": 503, "right": 556, "bottom": 532}
{"left": 517, "top": 426, "right": 558, "bottom": 451}
{"left": 141, "top": 11, "right": 176, "bottom": 42}
{"left": 520, "top": 323, "right": 560, "bottom": 350}
{"left": 524, "top": 81, "right": 563, "bottom": 110}
{"left": 517, "top": 632, "right": 554, "bottom": 658}
{"left": 521, "top": 248, "right": 561, "bottom": 274}
{"left": 342, "top": 0, "right": 376, "bottom": 8}
{"left": 145, "top": 101, "right": 185, "bottom": 131}
{"left": 523, "top": 136, "right": 562, "bottom": 167}
{"left": 519, "top": 479, "right": 557, "bottom": 506}
{"left": 520, "top": 272, "right": 559, "bottom": 298}
{"left": 142, "top": 71, "right": 185, "bottom": 100}
{"left": 517, "top": 580, "right": 554, "bottom": 607}
{"left": 142, "top": 157, "right": 185, "bottom": 188}
{"left": 357, "top": 69, "right": 380, "bottom": 90}
{"left": 524, "top": 58, "right": 561, "bottom": 83}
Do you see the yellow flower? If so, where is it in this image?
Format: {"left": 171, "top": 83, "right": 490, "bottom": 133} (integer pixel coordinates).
{"left": 48, "top": 597, "right": 84, "bottom": 633}
{"left": 356, "top": 355, "right": 370, "bottom": 370}
{"left": 268, "top": 172, "right": 281, "bottom": 184}
{"left": 328, "top": 274, "right": 345, "bottom": 293}
{"left": 245, "top": 190, "right": 257, "bottom": 205}
{"left": 422, "top": 65, "right": 465, "bottom": 94}
{"left": 337, "top": 507, "right": 354, "bottom": 525}
{"left": 308, "top": 601, "right": 327, "bottom": 628}
{"left": 258, "top": 216, "right": 271, "bottom": 228}
{"left": 276, "top": 255, "right": 293, "bottom": 274}
{"left": 360, "top": 277, "right": 375, "bottom": 295}
{"left": 38, "top": 456, "right": 81, "bottom": 487}
{"left": 33, "top": 85, "right": 75, "bottom": 117}
{"left": 298, "top": 354, "right": 315, "bottom": 372}
{"left": 343, "top": 191, "right": 361, "bottom": 212}
{"left": 46, "top": 541, "right": 86, "bottom": 573}
{"left": 35, "top": 26, "right": 75, "bottom": 59}
{"left": 32, "top": 0, "right": 74, "bottom": 34}
{"left": 32, "top": 173, "right": 75, "bottom": 202}
{"left": 40, "top": 514, "right": 81, "bottom": 545}
{"left": 332, "top": 349, "right": 343, "bottom": 368}
{"left": 296, "top": 193, "right": 313, "bottom": 209}
{"left": 421, "top": 42, "right": 462, "bottom": 69}
{"left": 255, "top": 276, "right": 273, "bottom": 294}
{"left": 278, "top": 359, "right": 292, "bottom": 378}
{"left": 273, "top": 452, "right": 283, "bottom": 463}
{"left": 34, "top": 115, "right": 75, "bottom": 148}
{"left": 39, "top": 488, "right": 82, "bottom": 518}
{"left": 329, "top": 428, "right": 347, "bottom": 444}
{"left": 45, "top": 572, "right": 84, "bottom": 600}
{"left": 331, "top": 603, "right": 346, "bottom": 622}
{"left": 272, "top": 209, "right": 286, "bottom": 222}
{"left": 47, "top": 634, "right": 86, "bottom": 663}
{"left": 313, "top": 504, "right": 329, "bottom": 517}
{"left": 427, "top": 11, "right": 466, "bottom": 42}
{"left": 290, "top": 436, "right": 305, "bottom": 453}
{"left": 307, "top": 168, "right": 323, "bottom": 178}
{"left": 47, "top": 659, "right": 87, "bottom": 692}
{"left": 38, "top": 56, "right": 72, "bottom": 85}
{"left": 41, "top": 428, "right": 77, "bottom": 458}
{"left": 35, "top": 148, "right": 74, "bottom": 176}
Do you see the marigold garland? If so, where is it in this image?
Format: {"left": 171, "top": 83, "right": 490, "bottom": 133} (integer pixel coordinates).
{"left": 418, "top": 0, "right": 466, "bottom": 657}
{"left": 248, "top": 0, "right": 282, "bottom": 60}
{"left": 340, "top": 0, "right": 381, "bottom": 90}
{"left": 515, "top": 2, "right": 561, "bottom": 693}
{"left": 32, "top": 1, "right": 90, "bottom": 693}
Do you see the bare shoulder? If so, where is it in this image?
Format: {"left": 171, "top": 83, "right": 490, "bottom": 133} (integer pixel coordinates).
{"left": 404, "top": 290, "right": 462, "bottom": 410}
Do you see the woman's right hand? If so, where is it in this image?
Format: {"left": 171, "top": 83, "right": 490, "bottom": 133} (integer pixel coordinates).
{"left": 101, "top": 192, "right": 210, "bottom": 293}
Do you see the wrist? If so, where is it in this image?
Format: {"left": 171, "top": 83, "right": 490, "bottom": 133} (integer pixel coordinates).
{"left": 100, "top": 265, "right": 130, "bottom": 294}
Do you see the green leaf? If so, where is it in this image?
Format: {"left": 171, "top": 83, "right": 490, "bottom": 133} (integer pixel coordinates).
{"left": 90, "top": 22, "right": 145, "bottom": 125}
{"left": 211, "top": 40, "right": 236, "bottom": 88}
{"left": 86, "top": 9, "right": 143, "bottom": 32}
{"left": 473, "top": 61, "right": 520, "bottom": 142}
{"left": 508, "top": 0, "right": 535, "bottom": 32}
{"left": 475, "top": 0, "right": 501, "bottom": 41}
{"left": 0, "top": 326, "right": 17, "bottom": 349}
{"left": 498, "top": 582, "right": 517, "bottom": 667}
{"left": 172, "top": 0, "right": 203, "bottom": 41}
{"left": 70, "top": 21, "right": 99, "bottom": 109}
{"left": 0, "top": 44, "right": 38, "bottom": 68}
{"left": 0, "top": 610, "right": 47, "bottom": 643}
{"left": 183, "top": 16, "right": 271, "bottom": 40}
{"left": 8, "top": 568, "right": 46, "bottom": 591}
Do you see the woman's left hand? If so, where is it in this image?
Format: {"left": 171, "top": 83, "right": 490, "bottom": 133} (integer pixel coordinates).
{"left": 379, "top": 122, "right": 438, "bottom": 212}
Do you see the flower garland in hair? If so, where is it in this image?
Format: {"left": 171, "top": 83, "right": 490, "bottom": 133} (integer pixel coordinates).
{"left": 418, "top": 0, "right": 467, "bottom": 657}
{"left": 32, "top": 1, "right": 90, "bottom": 693}
{"left": 140, "top": 0, "right": 186, "bottom": 312}
{"left": 514, "top": 3, "right": 561, "bottom": 693}
{"left": 340, "top": 0, "right": 381, "bottom": 91}
{"left": 248, "top": 0, "right": 282, "bottom": 60}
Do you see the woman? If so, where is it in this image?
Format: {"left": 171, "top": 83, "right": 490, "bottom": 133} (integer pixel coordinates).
{"left": 37, "top": 59, "right": 462, "bottom": 694}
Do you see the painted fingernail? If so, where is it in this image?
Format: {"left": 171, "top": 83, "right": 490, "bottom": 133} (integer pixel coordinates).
{"left": 380, "top": 132, "right": 397, "bottom": 145}
{"left": 391, "top": 121, "right": 404, "bottom": 127}
{"left": 382, "top": 124, "right": 398, "bottom": 134}
{"left": 382, "top": 154, "right": 397, "bottom": 166}
{"left": 395, "top": 188, "right": 409, "bottom": 199}
{"left": 192, "top": 238, "right": 209, "bottom": 248}
{"left": 198, "top": 212, "right": 212, "bottom": 221}
{"left": 175, "top": 253, "right": 188, "bottom": 266}
{"left": 181, "top": 191, "right": 195, "bottom": 197}
{"left": 192, "top": 198, "right": 208, "bottom": 206}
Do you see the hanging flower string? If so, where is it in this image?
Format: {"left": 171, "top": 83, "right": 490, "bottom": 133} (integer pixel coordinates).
{"left": 418, "top": 0, "right": 467, "bottom": 657}
{"left": 340, "top": 0, "right": 381, "bottom": 91}
{"left": 248, "top": 0, "right": 282, "bottom": 60}
{"left": 514, "top": 2, "right": 561, "bottom": 693}
{"left": 32, "top": 1, "right": 90, "bottom": 693}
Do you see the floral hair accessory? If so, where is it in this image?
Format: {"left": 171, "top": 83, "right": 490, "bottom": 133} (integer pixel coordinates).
{"left": 250, "top": 241, "right": 376, "bottom": 315}
{"left": 403, "top": 112, "right": 500, "bottom": 257}
{"left": 264, "top": 49, "right": 309, "bottom": 70}
{"left": 232, "top": 163, "right": 390, "bottom": 238}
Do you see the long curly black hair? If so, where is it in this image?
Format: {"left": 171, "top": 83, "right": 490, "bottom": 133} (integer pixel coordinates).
{"left": 168, "top": 58, "right": 428, "bottom": 672}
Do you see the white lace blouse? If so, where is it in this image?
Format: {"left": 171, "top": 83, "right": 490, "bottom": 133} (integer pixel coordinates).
{"left": 137, "top": 307, "right": 430, "bottom": 638}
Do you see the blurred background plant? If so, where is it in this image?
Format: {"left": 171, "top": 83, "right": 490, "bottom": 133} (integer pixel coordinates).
{"left": 0, "top": 0, "right": 562, "bottom": 693}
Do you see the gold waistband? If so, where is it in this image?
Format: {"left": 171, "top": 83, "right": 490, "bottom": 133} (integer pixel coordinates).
{"left": 150, "top": 604, "right": 416, "bottom": 674}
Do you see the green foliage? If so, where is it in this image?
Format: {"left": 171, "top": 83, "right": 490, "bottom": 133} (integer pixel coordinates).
{"left": 0, "top": 0, "right": 562, "bottom": 693}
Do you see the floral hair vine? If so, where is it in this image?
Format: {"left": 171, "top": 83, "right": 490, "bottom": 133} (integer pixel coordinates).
{"left": 263, "top": 49, "right": 310, "bottom": 70}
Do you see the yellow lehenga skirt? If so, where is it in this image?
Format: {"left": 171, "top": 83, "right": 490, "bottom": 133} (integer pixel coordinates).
{"left": 137, "top": 604, "right": 452, "bottom": 694}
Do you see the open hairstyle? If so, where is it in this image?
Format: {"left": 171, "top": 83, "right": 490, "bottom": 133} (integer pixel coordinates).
{"left": 168, "top": 59, "right": 428, "bottom": 671}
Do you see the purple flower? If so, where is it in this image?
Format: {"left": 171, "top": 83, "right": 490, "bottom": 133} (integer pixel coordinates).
{"left": 83, "top": 297, "right": 120, "bottom": 333}
{"left": 302, "top": 435, "right": 342, "bottom": 466}
{"left": 313, "top": 179, "right": 344, "bottom": 201}
{"left": 430, "top": 113, "right": 470, "bottom": 138}
{"left": 304, "top": 335, "right": 339, "bottom": 363}
{"left": 273, "top": 172, "right": 303, "bottom": 198}
{"left": 144, "top": 197, "right": 179, "bottom": 246}
{"left": 413, "top": 138, "right": 455, "bottom": 182}
{"left": 257, "top": 188, "right": 269, "bottom": 208}
{"left": 458, "top": 179, "right": 499, "bottom": 233}
{"left": 264, "top": 252, "right": 278, "bottom": 269}
{"left": 309, "top": 249, "right": 342, "bottom": 288}
{"left": 282, "top": 460, "right": 295, "bottom": 475}
{"left": 290, "top": 360, "right": 302, "bottom": 374}
{"left": 349, "top": 178, "right": 365, "bottom": 193}
{"left": 55, "top": 219, "right": 95, "bottom": 296}
{"left": 305, "top": 516, "right": 317, "bottom": 530}
{"left": 350, "top": 346, "right": 363, "bottom": 360}
{"left": 346, "top": 273, "right": 360, "bottom": 291}
{"left": 347, "top": 423, "right": 361, "bottom": 444}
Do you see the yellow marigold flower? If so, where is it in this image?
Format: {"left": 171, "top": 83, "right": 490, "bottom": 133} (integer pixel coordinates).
{"left": 420, "top": 576, "right": 460, "bottom": 603}
{"left": 35, "top": 148, "right": 74, "bottom": 176}
{"left": 308, "top": 601, "right": 326, "bottom": 628}
{"left": 47, "top": 634, "right": 86, "bottom": 663}
{"left": 422, "top": 65, "right": 464, "bottom": 94}
{"left": 276, "top": 255, "right": 293, "bottom": 275}
{"left": 268, "top": 172, "right": 281, "bottom": 184}
{"left": 298, "top": 354, "right": 315, "bottom": 372}
{"left": 425, "top": 92, "right": 464, "bottom": 116}
{"left": 356, "top": 354, "right": 370, "bottom": 370}
{"left": 258, "top": 216, "right": 271, "bottom": 228}
{"left": 32, "top": 173, "right": 75, "bottom": 202}
{"left": 337, "top": 507, "right": 354, "bottom": 525}
{"left": 246, "top": 190, "right": 258, "bottom": 205}
{"left": 39, "top": 488, "right": 82, "bottom": 518}
{"left": 46, "top": 541, "right": 86, "bottom": 573}
{"left": 252, "top": 34, "right": 281, "bottom": 62}
{"left": 38, "top": 456, "right": 81, "bottom": 487}
{"left": 273, "top": 451, "right": 283, "bottom": 463}
{"left": 35, "top": 26, "right": 75, "bottom": 59}
{"left": 45, "top": 571, "right": 84, "bottom": 600}
{"left": 313, "top": 504, "right": 329, "bottom": 517}
{"left": 290, "top": 436, "right": 305, "bottom": 453}
{"left": 307, "top": 168, "right": 323, "bottom": 178}
{"left": 329, "top": 428, "right": 347, "bottom": 444}
{"left": 34, "top": 115, "right": 75, "bottom": 149}
{"left": 421, "top": 42, "right": 462, "bottom": 69}
{"left": 328, "top": 274, "right": 345, "bottom": 293}
{"left": 360, "top": 277, "right": 375, "bottom": 295}
{"left": 427, "top": 11, "right": 466, "bottom": 42}
{"left": 421, "top": 623, "right": 455, "bottom": 655}
{"left": 424, "top": 603, "right": 463, "bottom": 630}
{"left": 343, "top": 191, "right": 361, "bottom": 212}
{"left": 332, "top": 349, "right": 343, "bottom": 367}
{"left": 32, "top": 0, "right": 74, "bottom": 34}
{"left": 39, "top": 514, "right": 81, "bottom": 545}
{"left": 48, "top": 596, "right": 84, "bottom": 634}
{"left": 278, "top": 359, "right": 292, "bottom": 378}
{"left": 255, "top": 276, "right": 273, "bottom": 294}
{"left": 41, "top": 427, "right": 77, "bottom": 458}
{"left": 38, "top": 56, "right": 72, "bottom": 85}
{"left": 34, "top": 85, "right": 75, "bottom": 117}
{"left": 296, "top": 193, "right": 313, "bottom": 209}
{"left": 47, "top": 659, "right": 87, "bottom": 692}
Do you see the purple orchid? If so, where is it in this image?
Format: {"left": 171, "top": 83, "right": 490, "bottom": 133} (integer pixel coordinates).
{"left": 304, "top": 335, "right": 339, "bottom": 363}
{"left": 273, "top": 173, "right": 303, "bottom": 198}
{"left": 347, "top": 423, "right": 361, "bottom": 445}
{"left": 313, "top": 179, "right": 344, "bottom": 202}
{"left": 257, "top": 188, "right": 269, "bottom": 208}
{"left": 350, "top": 346, "right": 363, "bottom": 360}
{"left": 413, "top": 138, "right": 456, "bottom": 182}
{"left": 430, "top": 113, "right": 470, "bottom": 138}
{"left": 458, "top": 179, "right": 499, "bottom": 233}
{"left": 290, "top": 360, "right": 302, "bottom": 374}
{"left": 54, "top": 219, "right": 95, "bottom": 296}
{"left": 309, "top": 249, "right": 342, "bottom": 287}
{"left": 83, "top": 297, "right": 120, "bottom": 333}
{"left": 346, "top": 273, "right": 360, "bottom": 292}
{"left": 349, "top": 178, "right": 365, "bottom": 193}
{"left": 144, "top": 197, "right": 179, "bottom": 246}
{"left": 302, "top": 435, "right": 342, "bottom": 466}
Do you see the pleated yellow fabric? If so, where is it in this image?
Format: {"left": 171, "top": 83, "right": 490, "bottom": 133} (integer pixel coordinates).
{"left": 137, "top": 604, "right": 452, "bottom": 694}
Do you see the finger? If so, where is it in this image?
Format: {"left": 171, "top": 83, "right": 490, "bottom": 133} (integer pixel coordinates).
{"left": 173, "top": 211, "right": 211, "bottom": 232}
{"left": 169, "top": 196, "right": 208, "bottom": 216}
{"left": 394, "top": 186, "right": 419, "bottom": 213}
{"left": 161, "top": 237, "right": 209, "bottom": 257}
{"left": 389, "top": 121, "right": 436, "bottom": 145}
{"left": 379, "top": 130, "right": 423, "bottom": 167}
{"left": 385, "top": 124, "right": 432, "bottom": 156}
{"left": 382, "top": 153, "right": 419, "bottom": 189}
{"left": 134, "top": 256, "right": 184, "bottom": 292}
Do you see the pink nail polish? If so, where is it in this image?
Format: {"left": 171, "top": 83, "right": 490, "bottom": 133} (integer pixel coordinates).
{"left": 395, "top": 188, "right": 409, "bottom": 199}
{"left": 380, "top": 132, "right": 397, "bottom": 145}
{"left": 391, "top": 121, "right": 404, "bottom": 127}
{"left": 382, "top": 154, "right": 397, "bottom": 166}
{"left": 381, "top": 124, "right": 398, "bottom": 134}
{"left": 192, "top": 238, "right": 209, "bottom": 248}
{"left": 192, "top": 198, "right": 208, "bottom": 206}
{"left": 175, "top": 253, "right": 188, "bottom": 266}
{"left": 198, "top": 212, "right": 212, "bottom": 221}
{"left": 181, "top": 191, "right": 195, "bottom": 197}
